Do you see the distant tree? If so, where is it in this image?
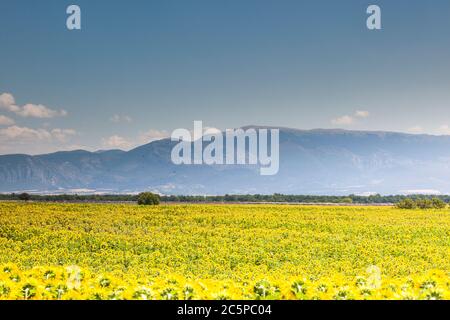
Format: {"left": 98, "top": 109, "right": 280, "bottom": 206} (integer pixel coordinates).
{"left": 137, "top": 192, "right": 160, "bottom": 206}
{"left": 18, "top": 193, "right": 31, "bottom": 201}
{"left": 395, "top": 198, "right": 417, "bottom": 209}
{"left": 396, "top": 197, "right": 446, "bottom": 210}
{"left": 341, "top": 197, "right": 353, "bottom": 204}
{"left": 415, "top": 199, "right": 434, "bottom": 209}
{"left": 431, "top": 198, "right": 446, "bottom": 209}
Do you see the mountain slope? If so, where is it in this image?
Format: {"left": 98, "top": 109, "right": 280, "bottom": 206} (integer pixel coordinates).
{"left": 1, "top": 127, "right": 450, "bottom": 195}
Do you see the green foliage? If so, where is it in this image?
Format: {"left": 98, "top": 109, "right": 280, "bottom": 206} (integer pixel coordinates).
{"left": 1, "top": 193, "right": 450, "bottom": 206}
{"left": 415, "top": 199, "right": 434, "bottom": 209}
{"left": 137, "top": 192, "right": 160, "bottom": 206}
{"left": 396, "top": 199, "right": 417, "bottom": 209}
{"left": 396, "top": 198, "right": 446, "bottom": 210}
{"left": 340, "top": 197, "right": 353, "bottom": 204}
{"left": 18, "top": 193, "right": 31, "bottom": 201}
{"left": 431, "top": 198, "right": 446, "bottom": 209}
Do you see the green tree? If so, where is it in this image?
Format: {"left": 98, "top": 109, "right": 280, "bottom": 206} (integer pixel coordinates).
{"left": 395, "top": 198, "right": 417, "bottom": 209}
{"left": 137, "top": 192, "right": 160, "bottom": 206}
{"left": 396, "top": 197, "right": 446, "bottom": 210}
{"left": 341, "top": 197, "right": 353, "bottom": 204}
{"left": 431, "top": 198, "right": 446, "bottom": 209}
{"left": 18, "top": 193, "right": 31, "bottom": 201}
{"left": 415, "top": 199, "right": 434, "bottom": 209}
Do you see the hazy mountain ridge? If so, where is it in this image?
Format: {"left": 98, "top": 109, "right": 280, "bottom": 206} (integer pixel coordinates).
{"left": 1, "top": 127, "right": 450, "bottom": 195}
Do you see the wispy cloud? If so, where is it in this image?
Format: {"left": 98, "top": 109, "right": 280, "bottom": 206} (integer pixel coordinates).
{"left": 50, "top": 128, "right": 77, "bottom": 142}
{"left": 101, "top": 135, "right": 133, "bottom": 149}
{"left": 331, "top": 110, "right": 370, "bottom": 126}
{"left": 0, "top": 126, "right": 52, "bottom": 141}
{"left": 139, "top": 129, "right": 169, "bottom": 143}
{"left": 355, "top": 110, "right": 370, "bottom": 118}
{"left": 0, "top": 125, "right": 78, "bottom": 154}
{"left": 110, "top": 114, "right": 132, "bottom": 123}
{"left": 331, "top": 115, "right": 354, "bottom": 126}
{"left": 0, "top": 115, "right": 15, "bottom": 126}
{"left": 18, "top": 104, "right": 67, "bottom": 118}
{"left": 0, "top": 93, "right": 15, "bottom": 107}
{"left": 401, "top": 189, "right": 441, "bottom": 195}
{"left": 0, "top": 93, "right": 67, "bottom": 118}
{"left": 0, "top": 126, "right": 76, "bottom": 142}
{"left": 407, "top": 126, "right": 424, "bottom": 134}
{"left": 101, "top": 129, "right": 169, "bottom": 151}
{"left": 436, "top": 125, "right": 450, "bottom": 135}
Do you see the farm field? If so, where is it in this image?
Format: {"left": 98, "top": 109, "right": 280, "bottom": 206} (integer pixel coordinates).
{"left": 0, "top": 202, "right": 449, "bottom": 300}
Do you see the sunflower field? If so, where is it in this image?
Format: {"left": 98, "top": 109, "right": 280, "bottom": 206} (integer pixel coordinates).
{"left": 0, "top": 202, "right": 449, "bottom": 300}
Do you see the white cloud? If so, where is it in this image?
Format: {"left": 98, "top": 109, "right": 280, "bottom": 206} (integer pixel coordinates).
{"left": 110, "top": 114, "right": 132, "bottom": 123}
{"left": 436, "top": 125, "right": 450, "bottom": 135}
{"left": 203, "top": 127, "right": 222, "bottom": 135}
{"left": 407, "top": 126, "right": 424, "bottom": 134}
{"left": 102, "top": 135, "right": 133, "bottom": 149}
{"left": 331, "top": 110, "right": 370, "bottom": 126}
{"left": 0, "top": 126, "right": 52, "bottom": 141}
{"left": 355, "top": 110, "right": 370, "bottom": 118}
{"left": 354, "top": 191, "right": 378, "bottom": 197}
{"left": 0, "top": 93, "right": 67, "bottom": 118}
{"left": 331, "top": 115, "right": 354, "bottom": 126}
{"left": 50, "top": 128, "right": 77, "bottom": 142}
{"left": 401, "top": 189, "right": 441, "bottom": 195}
{"left": 139, "top": 129, "right": 169, "bottom": 143}
{"left": 0, "top": 115, "right": 15, "bottom": 126}
{"left": 17, "top": 104, "right": 67, "bottom": 118}
{"left": 0, "top": 125, "right": 77, "bottom": 143}
{"left": 101, "top": 129, "right": 169, "bottom": 151}
{"left": 0, "top": 125, "right": 78, "bottom": 155}
{"left": 0, "top": 93, "right": 15, "bottom": 108}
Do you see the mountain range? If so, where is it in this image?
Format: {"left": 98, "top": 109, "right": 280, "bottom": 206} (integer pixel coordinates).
{"left": 1, "top": 126, "right": 450, "bottom": 195}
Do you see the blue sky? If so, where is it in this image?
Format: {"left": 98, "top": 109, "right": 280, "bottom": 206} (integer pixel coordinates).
{"left": 1, "top": 0, "right": 450, "bottom": 154}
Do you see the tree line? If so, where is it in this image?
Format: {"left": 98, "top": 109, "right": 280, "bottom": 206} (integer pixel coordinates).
{"left": 2, "top": 192, "right": 450, "bottom": 205}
